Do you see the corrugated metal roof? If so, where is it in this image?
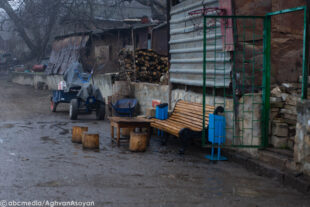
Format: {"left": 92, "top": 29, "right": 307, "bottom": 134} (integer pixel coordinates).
{"left": 46, "top": 34, "right": 90, "bottom": 75}
{"left": 169, "top": 0, "right": 232, "bottom": 88}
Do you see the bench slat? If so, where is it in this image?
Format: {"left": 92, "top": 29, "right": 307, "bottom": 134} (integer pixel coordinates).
{"left": 164, "top": 118, "right": 202, "bottom": 131}
{"left": 169, "top": 114, "right": 207, "bottom": 126}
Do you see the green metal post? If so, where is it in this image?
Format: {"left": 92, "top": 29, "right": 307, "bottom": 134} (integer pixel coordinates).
{"left": 302, "top": 6, "right": 309, "bottom": 99}
{"left": 202, "top": 15, "right": 207, "bottom": 146}
{"left": 262, "top": 16, "right": 271, "bottom": 147}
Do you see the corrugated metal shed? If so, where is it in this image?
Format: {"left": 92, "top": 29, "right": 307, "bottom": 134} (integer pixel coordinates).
{"left": 169, "top": 0, "right": 232, "bottom": 88}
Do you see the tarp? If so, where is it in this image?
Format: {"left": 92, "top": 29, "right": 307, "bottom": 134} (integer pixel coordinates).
{"left": 46, "top": 35, "right": 90, "bottom": 75}
{"left": 63, "top": 62, "right": 104, "bottom": 103}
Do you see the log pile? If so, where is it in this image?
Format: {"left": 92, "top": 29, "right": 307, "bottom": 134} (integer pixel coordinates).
{"left": 118, "top": 49, "right": 168, "bottom": 83}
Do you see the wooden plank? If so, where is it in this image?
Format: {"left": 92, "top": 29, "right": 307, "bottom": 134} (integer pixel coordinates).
{"left": 164, "top": 119, "right": 202, "bottom": 131}
{"left": 173, "top": 109, "right": 213, "bottom": 118}
{"left": 164, "top": 118, "right": 200, "bottom": 128}
{"left": 152, "top": 120, "right": 181, "bottom": 131}
{"left": 151, "top": 122, "right": 180, "bottom": 136}
{"left": 109, "top": 116, "right": 153, "bottom": 123}
{"left": 168, "top": 117, "right": 205, "bottom": 130}
{"left": 170, "top": 114, "right": 205, "bottom": 125}
{"left": 174, "top": 108, "right": 214, "bottom": 117}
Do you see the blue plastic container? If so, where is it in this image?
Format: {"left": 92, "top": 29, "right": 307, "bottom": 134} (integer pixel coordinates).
{"left": 208, "top": 114, "right": 226, "bottom": 144}
{"left": 155, "top": 103, "right": 168, "bottom": 120}
{"left": 205, "top": 114, "right": 227, "bottom": 161}
{"left": 156, "top": 103, "right": 168, "bottom": 136}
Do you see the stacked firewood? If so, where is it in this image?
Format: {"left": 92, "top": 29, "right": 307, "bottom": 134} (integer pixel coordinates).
{"left": 118, "top": 49, "right": 168, "bottom": 83}
{"left": 118, "top": 48, "right": 135, "bottom": 81}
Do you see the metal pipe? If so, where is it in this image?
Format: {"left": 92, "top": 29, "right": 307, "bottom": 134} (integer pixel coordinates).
{"left": 266, "top": 6, "right": 306, "bottom": 16}
{"left": 202, "top": 15, "right": 207, "bottom": 147}
{"left": 262, "top": 16, "right": 271, "bottom": 148}
{"left": 302, "top": 6, "right": 309, "bottom": 99}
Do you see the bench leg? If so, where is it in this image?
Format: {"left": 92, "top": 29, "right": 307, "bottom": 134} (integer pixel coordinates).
{"left": 179, "top": 135, "right": 191, "bottom": 154}
{"left": 178, "top": 128, "right": 195, "bottom": 154}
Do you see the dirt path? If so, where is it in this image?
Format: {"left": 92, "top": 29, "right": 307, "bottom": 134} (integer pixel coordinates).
{"left": 0, "top": 75, "right": 309, "bottom": 207}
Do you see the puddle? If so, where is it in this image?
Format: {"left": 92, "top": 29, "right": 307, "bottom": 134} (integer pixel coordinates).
{"left": 36, "top": 181, "right": 60, "bottom": 187}
{"left": 82, "top": 148, "right": 100, "bottom": 153}
{"left": 41, "top": 136, "right": 59, "bottom": 144}
{"left": 19, "top": 125, "right": 33, "bottom": 129}
{"left": 59, "top": 129, "right": 69, "bottom": 135}
{"left": 0, "top": 138, "right": 3, "bottom": 144}
{"left": 235, "top": 187, "right": 261, "bottom": 197}
{"left": 1, "top": 123, "right": 14, "bottom": 128}
{"left": 83, "top": 155, "right": 96, "bottom": 159}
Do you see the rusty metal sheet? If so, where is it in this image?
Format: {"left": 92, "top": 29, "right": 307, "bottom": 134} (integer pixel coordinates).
{"left": 219, "top": 0, "right": 234, "bottom": 51}
{"left": 46, "top": 35, "right": 90, "bottom": 75}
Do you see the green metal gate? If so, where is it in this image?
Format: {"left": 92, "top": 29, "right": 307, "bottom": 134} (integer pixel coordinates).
{"left": 199, "top": 6, "right": 308, "bottom": 148}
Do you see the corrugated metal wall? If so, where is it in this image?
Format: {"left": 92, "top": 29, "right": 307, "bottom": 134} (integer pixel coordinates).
{"left": 169, "top": 0, "right": 232, "bottom": 88}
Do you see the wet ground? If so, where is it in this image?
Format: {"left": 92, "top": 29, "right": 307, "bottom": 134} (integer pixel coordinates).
{"left": 0, "top": 75, "right": 309, "bottom": 207}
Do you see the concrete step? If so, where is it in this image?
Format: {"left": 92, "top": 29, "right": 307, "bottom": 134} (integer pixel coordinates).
{"left": 258, "top": 148, "right": 296, "bottom": 172}
{"left": 224, "top": 149, "right": 310, "bottom": 194}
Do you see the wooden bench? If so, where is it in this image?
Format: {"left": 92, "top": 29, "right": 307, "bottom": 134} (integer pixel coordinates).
{"left": 151, "top": 100, "right": 223, "bottom": 153}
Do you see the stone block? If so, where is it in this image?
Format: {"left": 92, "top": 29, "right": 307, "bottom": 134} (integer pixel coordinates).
{"left": 288, "top": 137, "right": 295, "bottom": 150}
{"left": 272, "top": 121, "right": 288, "bottom": 137}
{"left": 281, "top": 93, "right": 289, "bottom": 102}
{"left": 271, "top": 86, "right": 282, "bottom": 98}
{"left": 284, "top": 105, "right": 297, "bottom": 115}
{"left": 280, "top": 108, "right": 297, "bottom": 116}
{"left": 270, "top": 110, "right": 280, "bottom": 120}
{"left": 285, "top": 95, "right": 298, "bottom": 106}
{"left": 271, "top": 136, "right": 288, "bottom": 148}
{"left": 238, "top": 93, "right": 262, "bottom": 146}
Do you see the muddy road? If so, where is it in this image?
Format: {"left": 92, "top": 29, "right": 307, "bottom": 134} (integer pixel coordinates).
{"left": 0, "top": 75, "right": 309, "bottom": 207}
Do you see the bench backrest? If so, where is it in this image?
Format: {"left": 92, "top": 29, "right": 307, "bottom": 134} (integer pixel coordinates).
{"left": 169, "top": 100, "right": 215, "bottom": 131}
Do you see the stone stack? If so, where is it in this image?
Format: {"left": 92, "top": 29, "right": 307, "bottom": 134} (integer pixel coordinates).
{"left": 270, "top": 83, "right": 299, "bottom": 150}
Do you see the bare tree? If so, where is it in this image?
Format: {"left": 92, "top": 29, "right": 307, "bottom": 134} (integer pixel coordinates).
{"left": 0, "top": 0, "right": 166, "bottom": 61}
{"left": 0, "top": 0, "right": 61, "bottom": 60}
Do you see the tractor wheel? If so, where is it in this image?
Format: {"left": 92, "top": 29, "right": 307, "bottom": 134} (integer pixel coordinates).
{"left": 96, "top": 103, "right": 105, "bottom": 120}
{"left": 69, "top": 99, "right": 79, "bottom": 120}
{"left": 50, "top": 99, "right": 57, "bottom": 112}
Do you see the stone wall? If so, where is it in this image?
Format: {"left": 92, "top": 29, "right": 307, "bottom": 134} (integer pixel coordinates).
{"left": 132, "top": 82, "right": 169, "bottom": 115}
{"left": 269, "top": 84, "right": 300, "bottom": 150}
{"left": 10, "top": 73, "right": 168, "bottom": 115}
{"left": 295, "top": 100, "right": 310, "bottom": 176}
{"left": 10, "top": 72, "right": 114, "bottom": 101}
{"left": 111, "top": 81, "right": 169, "bottom": 115}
